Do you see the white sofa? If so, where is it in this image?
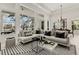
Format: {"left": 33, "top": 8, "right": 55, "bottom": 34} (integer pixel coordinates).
{"left": 18, "top": 36, "right": 33, "bottom": 44}
{"left": 42, "top": 33, "right": 73, "bottom": 50}
{"left": 18, "top": 34, "right": 41, "bottom": 44}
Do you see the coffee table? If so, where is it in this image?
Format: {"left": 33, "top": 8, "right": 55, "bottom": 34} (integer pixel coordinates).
{"left": 31, "top": 37, "right": 58, "bottom": 54}
{"left": 39, "top": 42, "right": 57, "bottom": 54}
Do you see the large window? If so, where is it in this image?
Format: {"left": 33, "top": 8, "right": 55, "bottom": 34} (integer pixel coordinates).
{"left": 20, "top": 15, "right": 34, "bottom": 30}
{"left": 3, "top": 15, "right": 15, "bottom": 24}
{"left": 1, "top": 12, "right": 15, "bottom": 34}
{"left": 72, "top": 20, "right": 79, "bottom": 30}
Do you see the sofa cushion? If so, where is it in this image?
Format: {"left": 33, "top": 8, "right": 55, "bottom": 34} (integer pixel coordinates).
{"left": 55, "top": 30, "right": 68, "bottom": 38}
{"left": 44, "top": 31, "right": 51, "bottom": 36}
{"left": 55, "top": 32, "right": 65, "bottom": 38}
{"left": 36, "top": 30, "right": 41, "bottom": 34}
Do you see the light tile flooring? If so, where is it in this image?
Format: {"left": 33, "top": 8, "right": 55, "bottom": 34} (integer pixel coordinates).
{"left": 71, "top": 35, "right": 79, "bottom": 55}
{"left": 0, "top": 31, "right": 79, "bottom": 55}
{"left": 70, "top": 30, "right": 79, "bottom": 55}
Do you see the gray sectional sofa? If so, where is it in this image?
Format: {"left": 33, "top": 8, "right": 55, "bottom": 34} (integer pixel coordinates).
{"left": 42, "top": 30, "right": 73, "bottom": 49}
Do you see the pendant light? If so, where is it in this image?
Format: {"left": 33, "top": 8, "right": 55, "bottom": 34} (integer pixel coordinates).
{"left": 60, "top": 4, "right": 67, "bottom": 30}
{"left": 21, "top": 6, "right": 24, "bottom": 16}
{"left": 60, "top": 4, "right": 63, "bottom": 21}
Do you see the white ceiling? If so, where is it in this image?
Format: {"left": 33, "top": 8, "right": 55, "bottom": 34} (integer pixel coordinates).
{"left": 37, "top": 3, "right": 79, "bottom": 12}
{"left": 21, "top": 3, "right": 79, "bottom": 15}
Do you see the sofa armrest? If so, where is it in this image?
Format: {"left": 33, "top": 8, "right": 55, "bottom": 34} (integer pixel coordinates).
{"left": 67, "top": 36, "right": 70, "bottom": 44}
{"left": 66, "top": 34, "right": 73, "bottom": 46}
{"left": 67, "top": 34, "right": 73, "bottom": 39}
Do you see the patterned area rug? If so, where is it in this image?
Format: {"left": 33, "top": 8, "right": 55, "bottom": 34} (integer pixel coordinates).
{"left": 1, "top": 41, "right": 76, "bottom": 55}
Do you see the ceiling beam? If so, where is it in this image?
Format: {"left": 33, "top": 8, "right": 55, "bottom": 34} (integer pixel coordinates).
{"left": 32, "top": 3, "right": 51, "bottom": 14}
{"left": 19, "top": 3, "right": 51, "bottom": 15}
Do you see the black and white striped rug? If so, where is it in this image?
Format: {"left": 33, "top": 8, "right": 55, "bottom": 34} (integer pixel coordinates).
{"left": 1, "top": 41, "right": 76, "bottom": 55}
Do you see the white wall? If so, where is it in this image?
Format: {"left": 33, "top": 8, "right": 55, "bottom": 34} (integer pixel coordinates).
{"left": 50, "top": 4, "right": 79, "bottom": 30}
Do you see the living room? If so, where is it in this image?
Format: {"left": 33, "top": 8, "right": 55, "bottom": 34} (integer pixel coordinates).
{"left": 0, "top": 3, "right": 79, "bottom": 55}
